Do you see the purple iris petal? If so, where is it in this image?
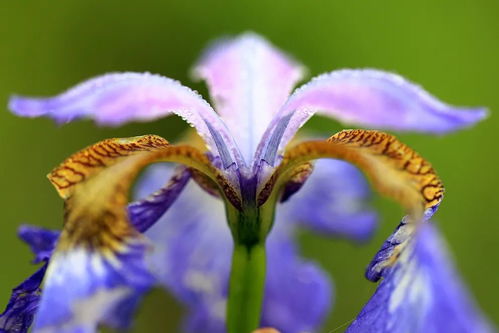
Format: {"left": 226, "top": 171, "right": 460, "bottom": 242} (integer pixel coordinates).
{"left": 138, "top": 165, "right": 340, "bottom": 333}
{"left": 261, "top": 231, "right": 332, "bottom": 333}
{"left": 365, "top": 206, "right": 438, "bottom": 282}
{"left": 129, "top": 166, "right": 191, "bottom": 233}
{"left": 101, "top": 292, "right": 144, "bottom": 330}
{"left": 18, "top": 225, "right": 59, "bottom": 264}
{"left": 0, "top": 265, "right": 47, "bottom": 333}
{"left": 0, "top": 226, "right": 58, "bottom": 333}
{"left": 347, "top": 223, "right": 493, "bottom": 333}
{"left": 183, "top": 303, "right": 227, "bottom": 333}
{"left": 33, "top": 242, "right": 154, "bottom": 332}
{"left": 1, "top": 167, "right": 193, "bottom": 332}
{"left": 9, "top": 73, "right": 243, "bottom": 169}
{"left": 193, "top": 33, "right": 305, "bottom": 163}
{"left": 280, "top": 159, "right": 377, "bottom": 241}
{"left": 140, "top": 166, "right": 231, "bottom": 324}
{"left": 257, "top": 69, "right": 487, "bottom": 166}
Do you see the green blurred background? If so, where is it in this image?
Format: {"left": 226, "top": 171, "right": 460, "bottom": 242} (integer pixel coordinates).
{"left": 0, "top": 1, "right": 497, "bottom": 331}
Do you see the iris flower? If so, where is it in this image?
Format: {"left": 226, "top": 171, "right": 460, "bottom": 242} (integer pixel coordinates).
{"left": 1, "top": 33, "right": 493, "bottom": 333}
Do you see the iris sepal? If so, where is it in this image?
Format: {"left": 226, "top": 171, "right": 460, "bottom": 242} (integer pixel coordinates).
{"left": 31, "top": 134, "right": 240, "bottom": 331}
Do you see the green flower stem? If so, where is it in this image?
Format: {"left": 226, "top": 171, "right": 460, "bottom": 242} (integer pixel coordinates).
{"left": 227, "top": 242, "right": 266, "bottom": 333}
{"left": 224, "top": 182, "right": 278, "bottom": 333}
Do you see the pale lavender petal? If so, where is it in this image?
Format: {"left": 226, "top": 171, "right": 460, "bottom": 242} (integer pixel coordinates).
{"left": 347, "top": 223, "right": 493, "bottom": 333}
{"left": 9, "top": 73, "right": 243, "bottom": 168}
{"left": 138, "top": 165, "right": 332, "bottom": 333}
{"left": 193, "top": 33, "right": 305, "bottom": 163}
{"left": 280, "top": 159, "right": 377, "bottom": 241}
{"left": 257, "top": 69, "right": 487, "bottom": 166}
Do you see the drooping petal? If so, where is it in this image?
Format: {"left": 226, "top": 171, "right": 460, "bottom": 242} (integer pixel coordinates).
{"left": 34, "top": 244, "right": 154, "bottom": 332}
{"left": 0, "top": 163, "right": 195, "bottom": 332}
{"left": 138, "top": 165, "right": 332, "bottom": 333}
{"left": 9, "top": 73, "right": 243, "bottom": 168}
{"left": 0, "top": 265, "right": 47, "bottom": 333}
{"left": 260, "top": 130, "right": 444, "bottom": 222}
{"left": 347, "top": 222, "right": 493, "bottom": 333}
{"left": 280, "top": 159, "right": 377, "bottom": 241}
{"left": 263, "top": 128, "right": 491, "bottom": 331}
{"left": 193, "top": 33, "right": 305, "bottom": 163}
{"left": 34, "top": 135, "right": 231, "bottom": 332}
{"left": 257, "top": 69, "right": 487, "bottom": 167}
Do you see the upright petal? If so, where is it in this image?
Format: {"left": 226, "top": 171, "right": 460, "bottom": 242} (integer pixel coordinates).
{"left": 347, "top": 223, "right": 493, "bottom": 333}
{"left": 257, "top": 69, "right": 487, "bottom": 167}
{"left": 9, "top": 73, "right": 243, "bottom": 168}
{"left": 193, "top": 33, "right": 305, "bottom": 163}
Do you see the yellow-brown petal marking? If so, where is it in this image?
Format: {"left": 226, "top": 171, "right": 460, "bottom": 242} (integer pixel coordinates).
{"left": 259, "top": 129, "right": 444, "bottom": 220}
{"left": 49, "top": 135, "right": 233, "bottom": 252}
{"left": 49, "top": 135, "right": 170, "bottom": 199}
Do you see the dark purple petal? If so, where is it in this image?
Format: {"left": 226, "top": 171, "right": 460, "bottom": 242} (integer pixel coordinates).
{"left": 18, "top": 225, "right": 59, "bottom": 264}
{"left": 347, "top": 223, "right": 493, "bottom": 333}
{"left": 129, "top": 166, "right": 191, "bottom": 233}
{"left": 9, "top": 73, "right": 243, "bottom": 168}
{"left": 0, "top": 265, "right": 47, "bottom": 333}
{"left": 256, "top": 69, "right": 487, "bottom": 166}
{"left": 0, "top": 226, "right": 58, "bottom": 333}
{"left": 193, "top": 33, "right": 304, "bottom": 163}
{"left": 280, "top": 159, "right": 377, "bottom": 241}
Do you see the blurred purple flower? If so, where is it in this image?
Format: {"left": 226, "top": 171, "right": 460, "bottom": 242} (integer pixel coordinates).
{"left": 2, "top": 33, "right": 491, "bottom": 333}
